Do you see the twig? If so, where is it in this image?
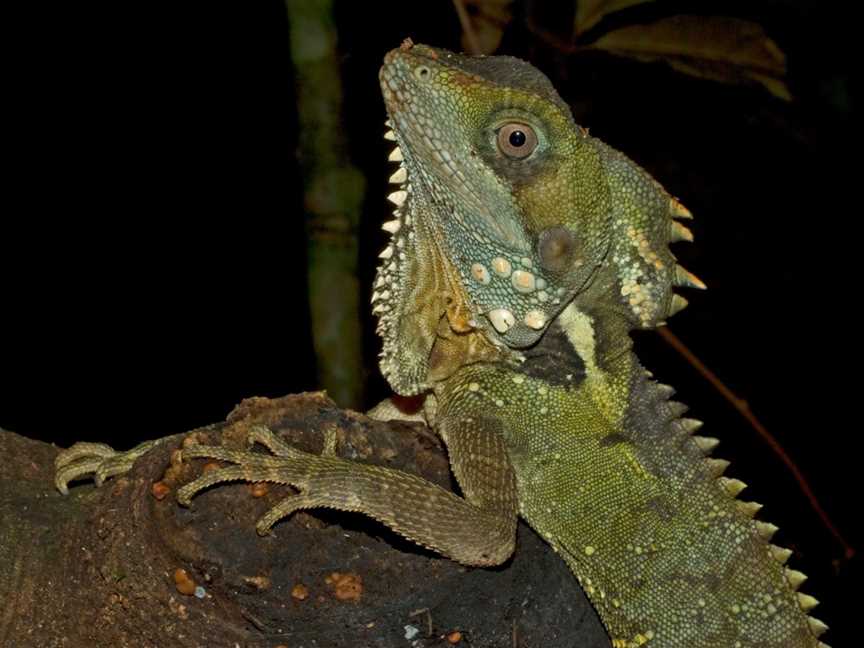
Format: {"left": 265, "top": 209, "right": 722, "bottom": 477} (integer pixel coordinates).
{"left": 525, "top": 11, "right": 581, "bottom": 54}
{"left": 409, "top": 607, "right": 433, "bottom": 637}
{"left": 452, "top": 0, "right": 482, "bottom": 55}
{"left": 657, "top": 326, "right": 854, "bottom": 561}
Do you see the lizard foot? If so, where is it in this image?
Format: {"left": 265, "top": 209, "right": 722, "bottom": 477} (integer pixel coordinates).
{"left": 178, "top": 423, "right": 518, "bottom": 565}
{"left": 177, "top": 425, "right": 339, "bottom": 536}
{"left": 54, "top": 439, "right": 160, "bottom": 495}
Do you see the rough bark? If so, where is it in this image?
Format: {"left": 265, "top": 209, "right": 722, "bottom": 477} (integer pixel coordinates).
{"left": 0, "top": 392, "right": 608, "bottom": 648}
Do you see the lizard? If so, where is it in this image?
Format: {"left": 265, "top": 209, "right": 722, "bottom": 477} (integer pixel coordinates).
{"left": 54, "top": 40, "right": 829, "bottom": 648}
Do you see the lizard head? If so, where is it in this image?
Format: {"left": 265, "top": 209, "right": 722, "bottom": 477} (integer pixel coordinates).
{"left": 376, "top": 40, "right": 701, "bottom": 394}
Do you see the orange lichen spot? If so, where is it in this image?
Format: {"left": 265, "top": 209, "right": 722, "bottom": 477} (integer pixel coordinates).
{"left": 151, "top": 481, "right": 171, "bottom": 501}
{"left": 447, "top": 630, "right": 463, "bottom": 644}
{"left": 325, "top": 571, "right": 363, "bottom": 602}
{"left": 250, "top": 482, "right": 269, "bottom": 498}
{"left": 173, "top": 602, "right": 189, "bottom": 620}
{"left": 291, "top": 583, "right": 309, "bottom": 601}
{"left": 243, "top": 575, "right": 272, "bottom": 591}
{"left": 174, "top": 568, "right": 197, "bottom": 596}
{"left": 202, "top": 461, "right": 221, "bottom": 474}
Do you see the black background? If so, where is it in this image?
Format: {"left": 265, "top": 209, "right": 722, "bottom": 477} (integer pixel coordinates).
{"left": 2, "top": 1, "right": 857, "bottom": 644}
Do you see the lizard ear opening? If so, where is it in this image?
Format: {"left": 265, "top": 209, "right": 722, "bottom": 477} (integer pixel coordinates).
{"left": 537, "top": 226, "right": 577, "bottom": 274}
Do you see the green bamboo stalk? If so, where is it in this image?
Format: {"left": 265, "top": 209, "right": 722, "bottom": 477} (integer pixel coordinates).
{"left": 285, "top": 0, "right": 365, "bottom": 408}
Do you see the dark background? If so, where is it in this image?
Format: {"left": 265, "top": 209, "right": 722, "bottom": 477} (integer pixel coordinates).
{"left": 2, "top": 1, "right": 857, "bottom": 644}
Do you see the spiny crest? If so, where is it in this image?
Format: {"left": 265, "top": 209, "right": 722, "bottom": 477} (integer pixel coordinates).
{"left": 665, "top": 197, "right": 705, "bottom": 319}
{"left": 372, "top": 120, "right": 424, "bottom": 393}
{"left": 680, "top": 413, "right": 831, "bottom": 645}
{"left": 597, "top": 139, "right": 705, "bottom": 330}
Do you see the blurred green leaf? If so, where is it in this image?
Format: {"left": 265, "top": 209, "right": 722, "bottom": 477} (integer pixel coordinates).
{"left": 576, "top": 0, "right": 656, "bottom": 36}
{"left": 589, "top": 15, "right": 790, "bottom": 100}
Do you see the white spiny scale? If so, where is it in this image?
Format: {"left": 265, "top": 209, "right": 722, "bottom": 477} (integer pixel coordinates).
{"left": 756, "top": 521, "right": 779, "bottom": 541}
{"left": 389, "top": 166, "right": 407, "bottom": 184}
{"left": 679, "top": 418, "right": 704, "bottom": 434}
{"left": 384, "top": 129, "right": 396, "bottom": 141}
{"left": 388, "top": 190, "right": 407, "bottom": 207}
{"left": 382, "top": 219, "right": 401, "bottom": 234}
{"left": 707, "top": 458, "right": 729, "bottom": 477}
{"left": 669, "top": 294, "right": 689, "bottom": 316}
{"left": 797, "top": 592, "right": 819, "bottom": 611}
{"left": 769, "top": 544, "right": 792, "bottom": 564}
{"left": 371, "top": 291, "right": 381, "bottom": 304}
{"left": 670, "top": 197, "right": 693, "bottom": 219}
{"left": 379, "top": 245, "right": 394, "bottom": 259}
{"left": 808, "top": 617, "right": 829, "bottom": 637}
{"left": 785, "top": 568, "right": 807, "bottom": 590}
{"left": 656, "top": 383, "right": 675, "bottom": 398}
{"left": 671, "top": 220, "right": 694, "bottom": 242}
{"left": 674, "top": 265, "right": 707, "bottom": 290}
{"left": 388, "top": 146, "right": 404, "bottom": 162}
{"left": 693, "top": 436, "right": 719, "bottom": 454}
{"left": 719, "top": 477, "right": 747, "bottom": 496}
{"left": 488, "top": 308, "right": 516, "bottom": 333}
{"left": 736, "top": 500, "right": 762, "bottom": 517}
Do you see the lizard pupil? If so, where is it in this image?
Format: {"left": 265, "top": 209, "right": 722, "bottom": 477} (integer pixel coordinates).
{"left": 497, "top": 123, "right": 538, "bottom": 159}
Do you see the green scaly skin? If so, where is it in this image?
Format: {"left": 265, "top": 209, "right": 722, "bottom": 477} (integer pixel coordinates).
{"left": 54, "top": 42, "right": 829, "bottom": 648}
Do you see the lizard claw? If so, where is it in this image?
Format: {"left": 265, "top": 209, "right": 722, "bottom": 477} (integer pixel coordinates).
{"left": 54, "top": 439, "right": 159, "bottom": 494}
{"left": 175, "top": 425, "right": 334, "bottom": 534}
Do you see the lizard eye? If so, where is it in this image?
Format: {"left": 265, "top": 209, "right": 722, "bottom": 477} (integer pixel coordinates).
{"left": 497, "top": 123, "right": 538, "bottom": 159}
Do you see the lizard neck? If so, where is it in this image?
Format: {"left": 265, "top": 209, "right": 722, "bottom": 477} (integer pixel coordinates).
{"left": 555, "top": 302, "right": 636, "bottom": 428}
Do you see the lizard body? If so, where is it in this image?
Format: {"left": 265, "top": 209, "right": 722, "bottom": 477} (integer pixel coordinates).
{"left": 55, "top": 41, "right": 828, "bottom": 648}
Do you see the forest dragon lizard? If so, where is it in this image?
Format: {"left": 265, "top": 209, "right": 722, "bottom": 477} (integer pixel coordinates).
{"left": 55, "top": 41, "right": 829, "bottom": 647}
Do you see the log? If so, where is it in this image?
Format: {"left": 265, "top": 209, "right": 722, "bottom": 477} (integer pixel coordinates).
{"left": 0, "top": 392, "right": 608, "bottom": 647}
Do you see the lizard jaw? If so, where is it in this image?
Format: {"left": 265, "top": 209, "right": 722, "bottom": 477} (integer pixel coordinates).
{"left": 374, "top": 120, "right": 508, "bottom": 395}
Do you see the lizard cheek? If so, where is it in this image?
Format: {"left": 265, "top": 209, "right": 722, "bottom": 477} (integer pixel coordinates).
{"left": 537, "top": 226, "right": 576, "bottom": 273}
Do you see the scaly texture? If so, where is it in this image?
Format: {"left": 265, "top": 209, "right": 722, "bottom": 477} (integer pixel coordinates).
{"left": 56, "top": 41, "right": 828, "bottom": 648}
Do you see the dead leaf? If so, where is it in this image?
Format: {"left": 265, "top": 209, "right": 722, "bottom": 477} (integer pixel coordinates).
{"left": 454, "top": 0, "right": 514, "bottom": 55}
{"left": 576, "top": 0, "right": 656, "bottom": 36}
{"left": 589, "top": 14, "right": 790, "bottom": 100}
